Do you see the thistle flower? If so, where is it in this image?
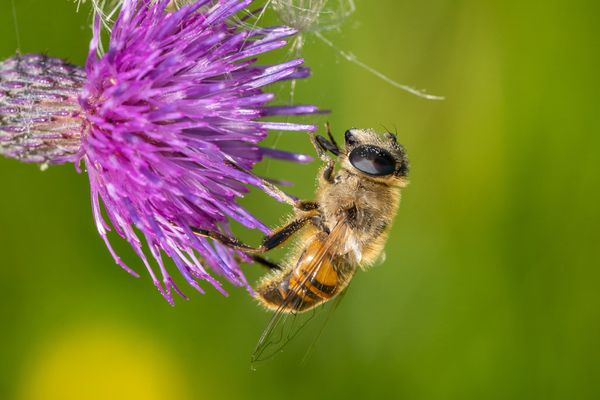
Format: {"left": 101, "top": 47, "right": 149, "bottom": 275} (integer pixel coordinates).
{"left": 0, "top": 0, "right": 319, "bottom": 303}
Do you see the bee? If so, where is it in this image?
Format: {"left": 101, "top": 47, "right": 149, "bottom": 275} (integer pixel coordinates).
{"left": 192, "top": 124, "right": 409, "bottom": 317}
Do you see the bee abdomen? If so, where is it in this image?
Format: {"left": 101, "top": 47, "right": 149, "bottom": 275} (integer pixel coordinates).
{"left": 256, "top": 270, "right": 337, "bottom": 313}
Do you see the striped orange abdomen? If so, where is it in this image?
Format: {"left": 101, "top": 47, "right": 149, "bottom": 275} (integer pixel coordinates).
{"left": 257, "top": 239, "right": 342, "bottom": 313}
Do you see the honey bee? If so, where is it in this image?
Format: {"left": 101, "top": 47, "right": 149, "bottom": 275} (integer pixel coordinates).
{"left": 192, "top": 124, "right": 409, "bottom": 356}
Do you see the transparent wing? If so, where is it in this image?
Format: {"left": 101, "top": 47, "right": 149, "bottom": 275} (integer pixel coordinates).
{"left": 251, "top": 220, "right": 354, "bottom": 364}
{"left": 299, "top": 284, "right": 351, "bottom": 366}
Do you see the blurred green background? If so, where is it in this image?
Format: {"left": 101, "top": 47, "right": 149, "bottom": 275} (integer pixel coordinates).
{"left": 1, "top": 0, "right": 599, "bottom": 399}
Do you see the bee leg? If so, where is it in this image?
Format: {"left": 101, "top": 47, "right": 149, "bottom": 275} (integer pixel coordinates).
{"left": 325, "top": 121, "right": 341, "bottom": 154}
{"left": 310, "top": 215, "right": 330, "bottom": 233}
{"left": 315, "top": 135, "right": 340, "bottom": 157}
{"left": 310, "top": 131, "right": 334, "bottom": 161}
{"left": 250, "top": 255, "right": 282, "bottom": 271}
{"left": 309, "top": 131, "right": 336, "bottom": 184}
{"left": 321, "top": 160, "right": 335, "bottom": 184}
{"left": 191, "top": 216, "right": 312, "bottom": 254}
{"left": 312, "top": 122, "right": 341, "bottom": 157}
{"left": 191, "top": 227, "right": 263, "bottom": 253}
{"left": 260, "top": 216, "right": 312, "bottom": 251}
{"left": 224, "top": 160, "right": 317, "bottom": 212}
{"left": 296, "top": 200, "right": 319, "bottom": 211}
{"left": 233, "top": 254, "right": 281, "bottom": 270}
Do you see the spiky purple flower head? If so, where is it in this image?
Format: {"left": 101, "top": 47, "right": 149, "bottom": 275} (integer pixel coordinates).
{"left": 0, "top": 0, "right": 319, "bottom": 303}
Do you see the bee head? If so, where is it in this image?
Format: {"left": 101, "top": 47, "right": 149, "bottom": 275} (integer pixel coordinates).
{"left": 342, "top": 128, "right": 409, "bottom": 185}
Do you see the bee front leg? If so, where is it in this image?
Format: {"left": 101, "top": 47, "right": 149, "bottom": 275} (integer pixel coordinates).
{"left": 320, "top": 160, "right": 336, "bottom": 184}
{"left": 310, "top": 131, "right": 334, "bottom": 162}
{"left": 325, "top": 122, "right": 341, "bottom": 153}
{"left": 224, "top": 160, "right": 317, "bottom": 212}
{"left": 311, "top": 122, "right": 341, "bottom": 158}
{"left": 310, "top": 129, "right": 336, "bottom": 184}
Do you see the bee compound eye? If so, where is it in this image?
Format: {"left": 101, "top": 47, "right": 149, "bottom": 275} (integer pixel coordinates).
{"left": 348, "top": 145, "right": 396, "bottom": 176}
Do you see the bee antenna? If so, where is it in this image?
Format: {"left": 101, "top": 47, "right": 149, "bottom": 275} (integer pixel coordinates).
{"left": 383, "top": 131, "right": 397, "bottom": 143}
{"left": 379, "top": 123, "right": 398, "bottom": 142}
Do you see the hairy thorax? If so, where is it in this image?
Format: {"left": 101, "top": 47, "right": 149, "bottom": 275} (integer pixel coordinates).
{"left": 316, "top": 168, "right": 401, "bottom": 267}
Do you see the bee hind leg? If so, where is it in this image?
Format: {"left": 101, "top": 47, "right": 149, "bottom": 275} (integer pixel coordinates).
{"left": 250, "top": 255, "right": 282, "bottom": 271}
{"left": 191, "top": 216, "right": 312, "bottom": 255}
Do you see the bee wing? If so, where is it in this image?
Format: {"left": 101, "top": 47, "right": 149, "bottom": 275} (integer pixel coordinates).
{"left": 300, "top": 284, "right": 351, "bottom": 365}
{"left": 251, "top": 220, "right": 353, "bottom": 363}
